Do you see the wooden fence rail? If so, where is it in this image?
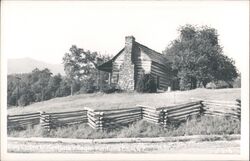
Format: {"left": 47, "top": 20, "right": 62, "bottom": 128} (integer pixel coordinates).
{"left": 7, "top": 99, "right": 241, "bottom": 131}
{"left": 201, "top": 100, "right": 241, "bottom": 119}
{"left": 162, "top": 101, "right": 203, "bottom": 122}
{"left": 102, "top": 107, "right": 142, "bottom": 129}
{"left": 8, "top": 112, "right": 40, "bottom": 128}
{"left": 8, "top": 110, "right": 88, "bottom": 131}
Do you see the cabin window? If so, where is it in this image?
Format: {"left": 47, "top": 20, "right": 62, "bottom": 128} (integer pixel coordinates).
{"left": 156, "top": 76, "right": 160, "bottom": 89}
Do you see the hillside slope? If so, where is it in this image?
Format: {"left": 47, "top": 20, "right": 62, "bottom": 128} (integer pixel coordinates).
{"left": 8, "top": 88, "right": 241, "bottom": 115}
{"left": 8, "top": 58, "right": 65, "bottom": 75}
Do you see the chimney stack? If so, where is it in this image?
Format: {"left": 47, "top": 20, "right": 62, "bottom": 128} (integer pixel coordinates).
{"left": 117, "top": 36, "right": 135, "bottom": 90}
{"left": 125, "top": 36, "right": 135, "bottom": 46}
{"left": 124, "top": 36, "right": 135, "bottom": 61}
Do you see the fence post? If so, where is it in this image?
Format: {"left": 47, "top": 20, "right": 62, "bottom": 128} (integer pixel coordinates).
{"left": 86, "top": 109, "right": 90, "bottom": 128}
{"left": 159, "top": 109, "right": 164, "bottom": 126}
{"left": 163, "top": 109, "right": 168, "bottom": 128}
{"left": 39, "top": 111, "right": 44, "bottom": 124}
{"left": 85, "top": 107, "right": 97, "bottom": 129}
{"left": 199, "top": 100, "right": 205, "bottom": 116}
{"left": 236, "top": 99, "right": 241, "bottom": 120}
{"left": 185, "top": 114, "right": 192, "bottom": 135}
{"left": 39, "top": 111, "right": 51, "bottom": 132}
{"left": 99, "top": 112, "right": 104, "bottom": 131}
{"left": 236, "top": 99, "right": 241, "bottom": 106}
{"left": 83, "top": 110, "right": 88, "bottom": 123}
{"left": 7, "top": 115, "right": 10, "bottom": 129}
{"left": 140, "top": 106, "right": 143, "bottom": 120}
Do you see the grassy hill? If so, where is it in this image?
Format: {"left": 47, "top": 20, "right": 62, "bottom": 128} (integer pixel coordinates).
{"left": 8, "top": 88, "right": 241, "bottom": 115}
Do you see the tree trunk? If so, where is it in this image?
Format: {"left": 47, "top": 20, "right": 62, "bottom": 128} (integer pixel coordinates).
{"left": 191, "top": 77, "right": 197, "bottom": 89}
{"left": 41, "top": 89, "right": 44, "bottom": 102}
{"left": 71, "top": 84, "right": 73, "bottom": 96}
{"left": 98, "top": 70, "right": 100, "bottom": 90}
{"left": 202, "top": 81, "right": 208, "bottom": 88}
{"left": 226, "top": 81, "right": 233, "bottom": 88}
{"left": 16, "top": 87, "right": 19, "bottom": 106}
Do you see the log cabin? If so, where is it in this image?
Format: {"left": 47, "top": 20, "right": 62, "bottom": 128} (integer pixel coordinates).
{"left": 97, "top": 36, "right": 175, "bottom": 91}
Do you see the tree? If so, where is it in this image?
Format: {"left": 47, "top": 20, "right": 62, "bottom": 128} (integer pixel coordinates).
{"left": 48, "top": 74, "right": 62, "bottom": 97}
{"left": 7, "top": 68, "right": 70, "bottom": 107}
{"left": 232, "top": 73, "right": 241, "bottom": 88}
{"left": 39, "top": 68, "right": 52, "bottom": 101}
{"left": 62, "top": 45, "right": 109, "bottom": 95}
{"left": 163, "top": 24, "right": 238, "bottom": 90}
{"left": 7, "top": 74, "right": 30, "bottom": 106}
{"left": 81, "top": 54, "right": 111, "bottom": 92}
{"left": 55, "top": 77, "right": 71, "bottom": 97}
{"left": 30, "top": 68, "right": 52, "bottom": 101}
{"left": 63, "top": 45, "right": 97, "bottom": 95}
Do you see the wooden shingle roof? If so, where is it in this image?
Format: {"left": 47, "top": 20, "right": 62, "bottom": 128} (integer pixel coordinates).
{"left": 97, "top": 48, "right": 124, "bottom": 72}
{"left": 135, "top": 42, "right": 168, "bottom": 67}
{"left": 97, "top": 40, "right": 169, "bottom": 72}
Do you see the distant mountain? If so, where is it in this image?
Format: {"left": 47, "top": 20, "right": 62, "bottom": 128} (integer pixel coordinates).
{"left": 8, "top": 58, "right": 65, "bottom": 75}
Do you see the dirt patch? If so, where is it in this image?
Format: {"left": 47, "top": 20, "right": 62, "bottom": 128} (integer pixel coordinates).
{"left": 8, "top": 139, "right": 240, "bottom": 154}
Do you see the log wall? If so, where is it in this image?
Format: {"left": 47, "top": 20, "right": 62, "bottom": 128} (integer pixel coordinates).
{"left": 150, "top": 61, "right": 172, "bottom": 90}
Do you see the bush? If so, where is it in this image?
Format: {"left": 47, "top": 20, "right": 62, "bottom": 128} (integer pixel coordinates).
{"left": 17, "top": 95, "right": 30, "bottom": 106}
{"left": 179, "top": 77, "right": 192, "bottom": 91}
{"left": 79, "top": 79, "right": 97, "bottom": 94}
{"left": 178, "top": 71, "right": 197, "bottom": 91}
{"left": 206, "top": 82, "right": 217, "bottom": 89}
{"left": 79, "top": 85, "right": 96, "bottom": 94}
{"left": 100, "top": 84, "right": 122, "bottom": 94}
{"left": 136, "top": 74, "right": 157, "bottom": 93}
{"left": 216, "top": 80, "right": 232, "bottom": 88}
{"left": 206, "top": 81, "right": 232, "bottom": 89}
{"left": 233, "top": 76, "right": 241, "bottom": 88}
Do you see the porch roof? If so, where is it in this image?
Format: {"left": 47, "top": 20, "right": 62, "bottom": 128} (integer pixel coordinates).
{"left": 97, "top": 48, "right": 124, "bottom": 72}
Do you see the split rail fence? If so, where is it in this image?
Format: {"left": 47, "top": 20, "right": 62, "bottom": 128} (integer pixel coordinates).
{"left": 201, "top": 99, "right": 241, "bottom": 119}
{"left": 7, "top": 99, "right": 241, "bottom": 131}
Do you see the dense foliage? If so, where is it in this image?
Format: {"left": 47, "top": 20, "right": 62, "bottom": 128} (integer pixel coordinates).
{"left": 7, "top": 69, "right": 70, "bottom": 107}
{"left": 63, "top": 45, "right": 110, "bottom": 95}
{"left": 136, "top": 74, "right": 157, "bottom": 93}
{"left": 163, "top": 24, "right": 238, "bottom": 90}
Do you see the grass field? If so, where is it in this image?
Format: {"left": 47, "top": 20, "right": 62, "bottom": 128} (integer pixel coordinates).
{"left": 7, "top": 88, "right": 241, "bottom": 139}
{"left": 8, "top": 88, "right": 241, "bottom": 115}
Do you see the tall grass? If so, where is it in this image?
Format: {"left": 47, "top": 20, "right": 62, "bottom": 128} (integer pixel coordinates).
{"left": 8, "top": 116, "right": 240, "bottom": 139}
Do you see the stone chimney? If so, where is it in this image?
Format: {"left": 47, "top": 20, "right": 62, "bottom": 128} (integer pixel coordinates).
{"left": 124, "top": 36, "right": 135, "bottom": 63}
{"left": 125, "top": 36, "right": 135, "bottom": 47}
{"left": 117, "top": 36, "right": 135, "bottom": 90}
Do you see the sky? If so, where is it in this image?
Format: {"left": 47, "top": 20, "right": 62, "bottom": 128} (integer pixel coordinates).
{"left": 1, "top": 1, "right": 249, "bottom": 72}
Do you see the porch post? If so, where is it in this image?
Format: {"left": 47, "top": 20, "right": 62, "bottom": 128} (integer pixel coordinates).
{"left": 108, "top": 73, "right": 111, "bottom": 85}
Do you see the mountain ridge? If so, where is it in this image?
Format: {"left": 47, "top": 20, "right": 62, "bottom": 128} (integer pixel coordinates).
{"left": 8, "top": 58, "right": 65, "bottom": 75}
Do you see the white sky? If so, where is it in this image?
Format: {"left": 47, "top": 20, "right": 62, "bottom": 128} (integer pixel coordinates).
{"left": 1, "top": 1, "right": 249, "bottom": 72}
